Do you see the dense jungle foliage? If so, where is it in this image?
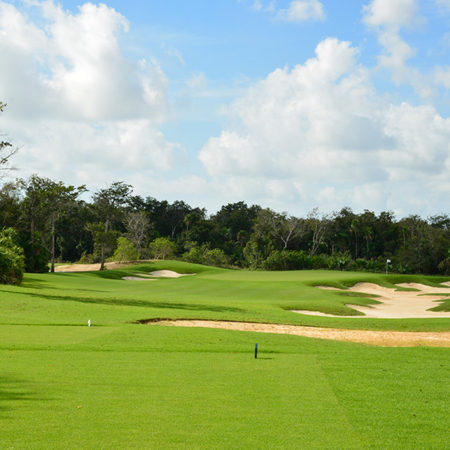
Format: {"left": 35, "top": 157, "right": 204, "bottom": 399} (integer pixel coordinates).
{"left": 1, "top": 175, "right": 450, "bottom": 278}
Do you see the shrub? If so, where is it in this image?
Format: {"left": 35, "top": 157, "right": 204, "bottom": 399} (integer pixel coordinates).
{"left": 182, "top": 242, "right": 230, "bottom": 268}
{"left": 203, "top": 248, "right": 230, "bottom": 268}
{"left": 149, "top": 237, "right": 176, "bottom": 260}
{"left": 0, "top": 227, "right": 25, "bottom": 284}
{"left": 113, "top": 237, "right": 139, "bottom": 262}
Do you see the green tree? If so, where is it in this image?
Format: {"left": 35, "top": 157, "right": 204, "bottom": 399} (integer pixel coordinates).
{"left": 149, "top": 237, "right": 176, "bottom": 260}
{"left": 113, "top": 237, "right": 139, "bottom": 263}
{"left": 91, "top": 182, "right": 132, "bottom": 270}
{"left": 0, "top": 227, "right": 25, "bottom": 284}
{"left": 0, "top": 182, "right": 20, "bottom": 229}
{"left": 42, "top": 181, "right": 86, "bottom": 272}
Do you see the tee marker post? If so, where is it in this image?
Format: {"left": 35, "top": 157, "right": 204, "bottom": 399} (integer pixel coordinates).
{"left": 88, "top": 319, "right": 91, "bottom": 328}
{"left": 255, "top": 343, "right": 258, "bottom": 359}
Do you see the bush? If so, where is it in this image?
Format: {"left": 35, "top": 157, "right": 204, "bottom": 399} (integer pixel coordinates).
{"left": 243, "top": 242, "right": 264, "bottom": 270}
{"left": 0, "top": 227, "right": 25, "bottom": 284}
{"left": 149, "top": 237, "right": 176, "bottom": 260}
{"left": 262, "top": 250, "right": 308, "bottom": 271}
{"left": 203, "top": 248, "right": 230, "bottom": 268}
{"left": 182, "top": 242, "right": 230, "bottom": 268}
{"left": 113, "top": 237, "right": 139, "bottom": 262}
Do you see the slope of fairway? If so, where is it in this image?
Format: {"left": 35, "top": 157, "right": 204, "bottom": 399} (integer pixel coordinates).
{"left": 2, "top": 261, "right": 450, "bottom": 331}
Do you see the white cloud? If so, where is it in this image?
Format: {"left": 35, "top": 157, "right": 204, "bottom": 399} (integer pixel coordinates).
{"left": 199, "top": 38, "right": 450, "bottom": 215}
{"left": 277, "top": 0, "right": 325, "bottom": 22}
{"left": 241, "top": 0, "right": 325, "bottom": 22}
{"left": 0, "top": 1, "right": 180, "bottom": 185}
{"left": 361, "top": 0, "right": 434, "bottom": 98}
{"left": 362, "top": 0, "right": 421, "bottom": 29}
{"left": 186, "top": 72, "right": 207, "bottom": 89}
{"left": 434, "top": 66, "right": 450, "bottom": 89}
{"left": 252, "top": 0, "right": 262, "bottom": 11}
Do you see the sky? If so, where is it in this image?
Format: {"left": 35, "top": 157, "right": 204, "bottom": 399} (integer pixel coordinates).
{"left": 1, "top": 0, "right": 450, "bottom": 218}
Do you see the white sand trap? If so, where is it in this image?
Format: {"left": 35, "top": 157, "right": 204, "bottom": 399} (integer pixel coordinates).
{"left": 122, "top": 270, "right": 195, "bottom": 280}
{"left": 56, "top": 262, "right": 141, "bottom": 272}
{"left": 155, "top": 320, "right": 450, "bottom": 347}
{"left": 146, "top": 270, "right": 194, "bottom": 278}
{"left": 291, "top": 282, "right": 450, "bottom": 319}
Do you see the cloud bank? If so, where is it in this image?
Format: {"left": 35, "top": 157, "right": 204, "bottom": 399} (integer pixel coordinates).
{"left": 199, "top": 36, "right": 450, "bottom": 215}
{"left": 0, "top": 0, "right": 180, "bottom": 189}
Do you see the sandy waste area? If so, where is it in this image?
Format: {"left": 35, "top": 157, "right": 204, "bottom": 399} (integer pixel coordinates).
{"left": 292, "top": 282, "right": 450, "bottom": 319}
{"left": 156, "top": 319, "right": 450, "bottom": 347}
{"left": 55, "top": 261, "right": 135, "bottom": 272}
{"left": 55, "top": 263, "right": 194, "bottom": 280}
{"left": 154, "top": 281, "right": 450, "bottom": 347}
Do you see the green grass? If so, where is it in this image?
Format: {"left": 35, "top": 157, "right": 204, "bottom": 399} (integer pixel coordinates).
{"left": 2, "top": 262, "right": 450, "bottom": 449}
{"left": 3, "top": 260, "right": 450, "bottom": 331}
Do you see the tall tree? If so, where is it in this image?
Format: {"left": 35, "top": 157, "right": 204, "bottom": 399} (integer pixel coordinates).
{"left": 307, "top": 207, "right": 329, "bottom": 256}
{"left": 254, "top": 208, "right": 307, "bottom": 250}
{"left": 42, "top": 181, "right": 86, "bottom": 272}
{"left": 123, "top": 210, "right": 150, "bottom": 257}
{"left": 91, "top": 182, "right": 132, "bottom": 270}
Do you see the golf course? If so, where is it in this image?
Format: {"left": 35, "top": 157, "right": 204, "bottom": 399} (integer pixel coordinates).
{"left": 2, "top": 261, "right": 450, "bottom": 449}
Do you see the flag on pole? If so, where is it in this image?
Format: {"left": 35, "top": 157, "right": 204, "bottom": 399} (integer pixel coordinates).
{"left": 387, "top": 259, "right": 391, "bottom": 263}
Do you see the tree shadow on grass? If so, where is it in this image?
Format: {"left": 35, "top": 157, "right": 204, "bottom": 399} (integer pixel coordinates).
{"left": 0, "top": 374, "right": 48, "bottom": 416}
{"left": 0, "top": 289, "right": 246, "bottom": 313}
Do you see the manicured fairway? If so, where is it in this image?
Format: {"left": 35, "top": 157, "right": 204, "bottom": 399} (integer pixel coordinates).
{"left": 2, "top": 262, "right": 450, "bottom": 449}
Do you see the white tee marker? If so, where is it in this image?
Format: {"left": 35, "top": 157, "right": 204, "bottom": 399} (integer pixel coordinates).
{"left": 88, "top": 319, "right": 91, "bottom": 328}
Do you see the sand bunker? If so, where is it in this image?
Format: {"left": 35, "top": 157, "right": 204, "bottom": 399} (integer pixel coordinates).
{"left": 121, "top": 270, "right": 195, "bottom": 281}
{"left": 291, "top": 282, "right": 450, "bottom": 319}
{"left": 155, "top": 320, "right": 450, "bottom": 347}
{"left": 146, "top": 270, "right": 194, "bottom": 278}
{"left": 55, "top": 261, "right": 143, "bottom": 272}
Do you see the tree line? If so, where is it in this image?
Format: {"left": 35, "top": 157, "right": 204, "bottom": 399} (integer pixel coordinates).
{"left": 1, "top": 175, "right": 450, "bottom": 284}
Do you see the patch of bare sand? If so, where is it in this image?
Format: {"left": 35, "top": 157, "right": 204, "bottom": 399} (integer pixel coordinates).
{"left": 154, "top": 320, "right": 450, "bottom": 347}
{"left": 291, "top": 283, "right": 450, "bottom": 319}
{"left": 55, "top": 261, "right": 147, "bottom": 272}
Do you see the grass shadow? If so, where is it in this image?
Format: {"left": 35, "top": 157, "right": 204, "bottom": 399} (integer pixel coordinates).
{"left": 0, "top": 374, "right": 48, "bottom": 415}
{"left": 0, "top": 289, "right": 246, "bottom": 313}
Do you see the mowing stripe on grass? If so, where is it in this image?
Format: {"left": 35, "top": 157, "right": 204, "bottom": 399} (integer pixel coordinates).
{"left": 1, "top": 350, "right": 363, "bottom": 449}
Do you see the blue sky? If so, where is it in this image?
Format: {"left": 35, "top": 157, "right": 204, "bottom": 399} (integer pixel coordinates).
{"left": 1, "top": 0, "right": 450, "bottom": 217}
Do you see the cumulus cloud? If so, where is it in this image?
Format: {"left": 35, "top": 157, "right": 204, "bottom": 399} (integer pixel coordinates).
{"left": 199, "top": 37, "right": 450, "bottom": 215}
{"left": 0, "top": 0, "right": 178, "bottom": 186}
